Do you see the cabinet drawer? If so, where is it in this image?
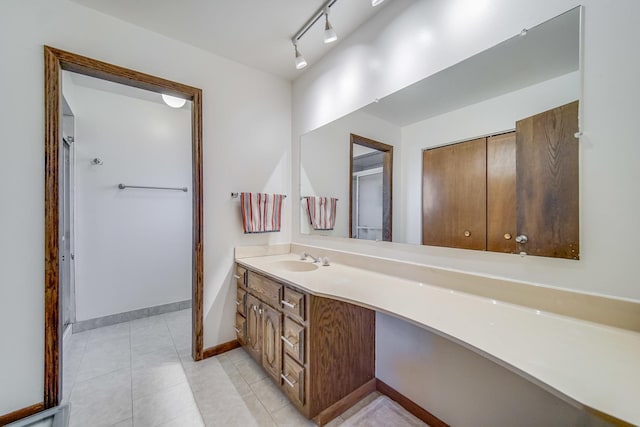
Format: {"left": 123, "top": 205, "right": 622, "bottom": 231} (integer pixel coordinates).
{"left": 282, "top": 354, "right": 305, "bottom": 406}
{"left": 235, "top": 265, "right": 247, "bottom": 289}
{"left": 235, "top": 313, "right": 246, "bottom": 346}
{"left": 248, "top": 272, "right": 282, "bottom": 309}
{"left": 281, "top": 287, "right": 306, "bottom": 321}
{"left": 236, "top": 287, "right": 247, "bottom": 316}
{"left": 282, "top": 317, "right": 305, "bottom": 365}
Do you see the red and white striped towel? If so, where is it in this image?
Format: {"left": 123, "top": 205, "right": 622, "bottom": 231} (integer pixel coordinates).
{"left": 241, "top": 192, "right": 284, "bottom": 233}
{"left": 305, "top": 196, "right": 338, "bottom": 230}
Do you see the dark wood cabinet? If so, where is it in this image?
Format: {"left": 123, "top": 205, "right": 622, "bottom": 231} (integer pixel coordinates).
{"left": 487, "top": 132, "right": 517, "bottom": 253}
{"left": 516, "top": 101, "right": 579, "bottom": 259}
{"left": 261, "top": 304, "right": 282, "bottom": 381}
{"left": 236, "top": 267, "right": 375, "bottom": 426}
{"left": 245, "top": 294, "right": 262, "bottom": 361}
{"left": 421, "top": 101, "right": 578, "bottom": 259}
{"left": 422, "top": 137, "right": 487, "bottom": 249}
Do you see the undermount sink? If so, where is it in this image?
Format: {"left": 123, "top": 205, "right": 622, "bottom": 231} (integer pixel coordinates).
{"left": 270, "top": 260, "right": 319, "bottom": 272}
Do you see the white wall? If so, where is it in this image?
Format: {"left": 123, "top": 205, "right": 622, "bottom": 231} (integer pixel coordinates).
{"left": 0, "top": 0, "right": 291, "bottom": 415}
{"left": 402, "top": 71, "right": 580, "bottom": 243}
{"left": 65, "top": 78, "right": 192, "bottom": 321}
{"left": 300, "top": 110, "right": 400, "bottom": 238}
{"left": 292, "top": 0, "right": 640, "bottom": 424}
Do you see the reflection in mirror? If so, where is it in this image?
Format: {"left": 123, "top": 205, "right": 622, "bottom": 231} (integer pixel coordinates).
{"left": 350, "top": 134, "right": 393, "bottom": 241}
{"left": 300, "top": 7, "right": 581, "bottom": 254}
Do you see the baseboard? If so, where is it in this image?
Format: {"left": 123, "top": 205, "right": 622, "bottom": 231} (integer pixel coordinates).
{"left": 202, "top": 339, "right": 240, "bottom": 359}
{"left": 0, "top": 402, "right": 44, "bottom": 426}
{"left": 73, "top": 299, "right": 192, "bottom": 333}
{"left": 313, "top": 378, "right": 377, "bottom": 426}
{"left": 376, "top": 379, "right": 449, "bottom": 427}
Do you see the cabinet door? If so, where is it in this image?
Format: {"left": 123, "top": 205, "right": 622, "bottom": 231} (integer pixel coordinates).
{"left": 246, "top": 294, "right": 262, "bottom": 361}
{"left": 422, "top": 138, "right": 487, "bottom": 249}
{"left": 261, "top": 304, "right": 282, "bottom": 381}
{"left": 516, "top": 101, "right": 579, "bottom": 259}
{"left": 487, "top": 132, "right": 517, "bottom": 253}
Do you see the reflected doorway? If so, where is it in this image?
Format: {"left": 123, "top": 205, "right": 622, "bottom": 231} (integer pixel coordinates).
{"left": 349, "top": 134, "right": 393, "bottom": 241}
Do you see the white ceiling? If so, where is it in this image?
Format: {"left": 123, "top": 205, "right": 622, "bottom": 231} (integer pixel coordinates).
{"left": 362, "top": 7, "right": 580, "bottom": 126}
{"left": 70, "top": 0, "right": 391, "bottom": 80}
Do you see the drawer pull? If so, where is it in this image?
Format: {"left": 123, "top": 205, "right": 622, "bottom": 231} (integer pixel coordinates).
{"left": 234, "top": 327, "right": 241, "bottom": 334}
{"left": 253, "top": 306, "right": 258, "bottom": 312}
{"left": 258, "top": 307, "right": 263, "bottom": 315}
{"left": 234, "top": 300, "right": 241, "bottom": 306}
{"left": 234, "top": 274, "right": 242, "bottom": 280}
{"left": 281, "top": 374, "right": 297, "bottom": 388}
{"left": 281, "top": 300, "right": 296, "bottom": 309}
{"left": 281, "top": 336, "right": 296, "bottom": 347}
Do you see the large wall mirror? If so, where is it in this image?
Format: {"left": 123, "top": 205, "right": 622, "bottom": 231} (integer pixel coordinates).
{"left": 300, "top": 7, "right": 582, "bottom": 259}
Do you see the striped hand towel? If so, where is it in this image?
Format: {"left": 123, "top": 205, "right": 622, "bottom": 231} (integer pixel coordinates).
{"left": 241, "top": 192, "right": 284, "bottom": 233}
{"left": 305, "top": 196, "right": 338, "bottom": 230}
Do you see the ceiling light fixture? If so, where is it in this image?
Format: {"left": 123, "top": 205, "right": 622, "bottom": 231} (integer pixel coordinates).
{"left": 293, "top": 42, "right": 308, "bottom": 69}
{"left": 161, "top": 94, "right": 186, "bottom": 108}
{"left": 323, "top": 7, "right": 338, "bottom": 44}
{"left": 291, "top": 0, "right": 339, "bottom": 69}
{"left": 372, "top": 0, "right": 385, "bottom": 6}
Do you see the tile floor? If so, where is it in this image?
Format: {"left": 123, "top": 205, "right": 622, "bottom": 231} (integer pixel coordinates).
{"left": 62, "top": 309, "right": 426, "bottom": 427}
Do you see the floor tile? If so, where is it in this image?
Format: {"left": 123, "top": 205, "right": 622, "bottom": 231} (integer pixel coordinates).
{"left": 157, "top": 406, "right": 204, "bottom": 427}
{"left": 269, "top": 403, "right": 315, "bottom": 427}
{"left": 250, "top": 377, "right": 290, "bottom": 413}
{"left": 109, "top": 418, "right": 133, "bottom": 427}
{"left": 234, "top": 357, "right": 268, "bottom": 385}
{"left": 198, "top": 392, "right": 275, "bottom": 427}
{"left": 75, "top": 336, "right": 131, "bottom": 382}
{"left": 340, "top": 391, "right": 381, "bottom": 420}
{"left": 132, "top": 348, "right": 188, "bottom": 400}
{"left": 87, "top": 322, "right": 130, "bottom": 345}
{"left": 129, "top": 314, "right": 166, "bottom": 332}
{"left": 226, "top": 347, "right": 251, "bottom": 364}
{"left": 133, "top": 382, "right": 199, "bottom": 427}
{"left": 68, "top": 368, "right": 132, "bottom": 427}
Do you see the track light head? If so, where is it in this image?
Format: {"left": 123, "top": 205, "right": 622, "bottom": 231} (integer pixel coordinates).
{"left": 323, "top": 10, "right": 337, "bottom": 44}
{"left": 372, "top": 0, "right": 385, "bottom": 6}
{"left": 293, "top": 43, "right": 308, "bottom": 69}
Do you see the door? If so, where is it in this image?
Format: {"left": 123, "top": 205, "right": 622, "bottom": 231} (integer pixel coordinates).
{"left": 353, "top": 168, "right": 383, "bottom": 241}
{"left": 261, "top": 304, "right": 282, "bottom": 381}
{"left": 246, "top": 294, "right": 262, "bottom": 361}
{"left": 516, "top": 101, "right": 579, "bottom": 259}
{"left": 487, "top": 132, "right": 517, "bottom": 253}
{"left": 422, "top": 138, "right": 487, "bottom": 249}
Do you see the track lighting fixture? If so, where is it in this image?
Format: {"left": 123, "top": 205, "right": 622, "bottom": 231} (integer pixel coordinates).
{"left": 323, "top": 7, "right": 338, "bottom": 44}
{"left": 372, "top": 0, "right": 385, "bottom": 6}
{"left": 293, "top": 42, "right": 307, "bottom": 69}
{"left": 291, "top": 0, "right": 340, "bottom": 69}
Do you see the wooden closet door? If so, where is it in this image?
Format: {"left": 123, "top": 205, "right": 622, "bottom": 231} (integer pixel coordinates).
{"left": 487, "top": 132, "right": 517, "bottom": 253}
{"left": 422, "top": 138, "right": 487, "bottom": 250}
{"left": 516, "top": 101, "right": 579, "bottom": 259}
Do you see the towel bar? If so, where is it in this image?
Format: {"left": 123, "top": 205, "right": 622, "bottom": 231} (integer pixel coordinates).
{"left": 231, "top": 192, "right": 287, "bottom": 198}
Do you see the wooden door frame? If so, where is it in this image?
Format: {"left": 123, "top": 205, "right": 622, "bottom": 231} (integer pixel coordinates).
{"left": 349, "top": 134, "right": 393, "bottom": 241}
{"left": 43, "top": 46, "right": 204, "bottom": 409}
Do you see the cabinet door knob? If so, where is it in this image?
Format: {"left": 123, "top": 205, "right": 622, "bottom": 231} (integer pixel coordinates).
{"left": 464, "top": 230, "right": 471, "bottom": 237}
{"left": 253, "top": 306, "right": 257, "bottom": 312}
{"left": 258, "top": 308, "right": 263, "bottom": 315}
{"left": 233, "top": 274, "right": 242, "bottom": 280}
{"left": 515, "top": 234, "right": 528, "bottom": 244}
{"left": 504, "top": 233, "right": 512, "bottom": 240}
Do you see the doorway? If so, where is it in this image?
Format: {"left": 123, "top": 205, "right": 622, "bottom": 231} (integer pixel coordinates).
{"left": 43, "top": 46, "right": 204, "bottom": 409}
{"left": 349, "top": 134, "right": 393, "bottom": 242}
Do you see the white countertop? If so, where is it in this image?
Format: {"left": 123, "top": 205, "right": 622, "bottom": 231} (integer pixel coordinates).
{"left": 237, "top": 253, "right": 640, "bottom": 426}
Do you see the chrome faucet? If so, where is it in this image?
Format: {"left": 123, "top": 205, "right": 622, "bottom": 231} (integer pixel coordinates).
{"left": 300, "top": 252, "right": 330, "bottom": 266}
{"left": 300, "top": 252, "right": 320, "bottom": 263}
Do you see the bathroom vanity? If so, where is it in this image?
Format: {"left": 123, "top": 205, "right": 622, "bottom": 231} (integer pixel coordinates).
{"left": 234, "top": 262, "right": 375, "bottom": 425}
{"left": 234, "top": 246, "right": 640, "bottom": 427}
